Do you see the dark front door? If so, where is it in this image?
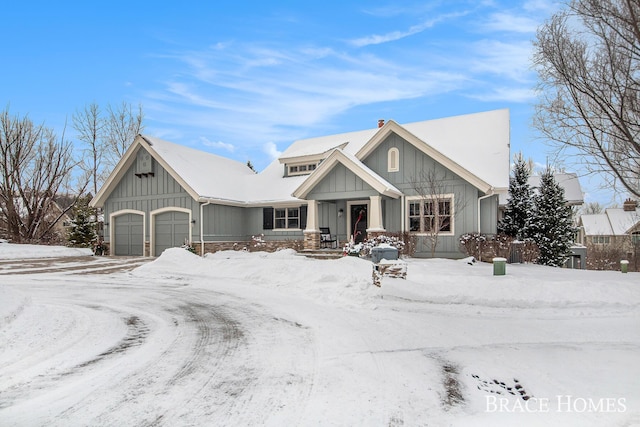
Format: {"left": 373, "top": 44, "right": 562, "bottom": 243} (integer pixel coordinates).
{"left": 350, "top": 204, "right": 368, "bottom": 243}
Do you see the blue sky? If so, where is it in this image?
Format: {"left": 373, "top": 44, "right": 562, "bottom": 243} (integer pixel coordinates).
{"left": 0, "top": 1, "right": 611, "bottom": 203}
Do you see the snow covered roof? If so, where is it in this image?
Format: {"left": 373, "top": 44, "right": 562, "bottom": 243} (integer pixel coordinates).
{"left": 143, "top": 136, "right": 257, "bottom": 203}
{"left": 293, "top": 149, "right": 402, "bottom": 199}
{"left": 580, "top": 208, "right": 640, "bottom": 236}
{"left": 499, "top": 173, "right": 584, "bottom": 206}
{"left": 283, "top": 109, "right": 510, "bottom": 192}
{"left": 93, "top": 109, "right": 510, "bottom": 207}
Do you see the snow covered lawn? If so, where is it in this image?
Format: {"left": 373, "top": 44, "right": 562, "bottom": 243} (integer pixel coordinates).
{"left": 1, "top": 244, "right": 639, "bottom": 426}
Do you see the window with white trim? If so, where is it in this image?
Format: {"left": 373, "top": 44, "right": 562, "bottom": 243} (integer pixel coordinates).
{"left": 407, "top": 196, "right": 453, "bottom": 234}
{"left": 275, "top": 207, "right": 300, "bottom": 229}
{"left": 388, "top": 147, "right": 399, "bottom": 172}
{"left": 288, "top": 163, "right": 317, "bottom": 176}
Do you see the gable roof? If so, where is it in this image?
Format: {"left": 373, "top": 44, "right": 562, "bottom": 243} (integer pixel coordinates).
{"left": 91, "top": 135, "right": 256, "bottom": 207}
{"left": 293, "top": 149, "right": 402, "bottom": 199}
{"left": 580, "top": 208, "right": 640, "bottom": 236}
{"left": 283, "top": 109, "right": 510, "bottom": 193}
{"left": 93, "top": 109, "right": 510, "bottom": 208}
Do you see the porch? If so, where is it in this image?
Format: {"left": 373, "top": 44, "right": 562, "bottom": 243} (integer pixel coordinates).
{"left": 302, "top": 196, "right": 389, "bottom": 250}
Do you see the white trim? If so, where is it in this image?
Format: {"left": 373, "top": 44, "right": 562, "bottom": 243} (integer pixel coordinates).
{"left": 405, "top": 194, "right": 455, "bottom": 237}
{"left": 109, "top": 209, "right": 146, "bottom": 256}
{"left": 273, "top": 206, "right": 302, "bottom": 230}
{"left": 293, "top": 149, "right": 402, "bottom": 199}
{"left": 91, "top": 139, "right": 143, "bottom": 208}
{"left": 387, "top": 147, "right": 399, "bottom": 172}
{"left": 149, "top": 207, "right": 193, "bottom": 257}
{"left": 356, "top": 121, "right": 493, "bottom": 193}
{"left": 477, "top": 192, "right": 494, "bottom": 233}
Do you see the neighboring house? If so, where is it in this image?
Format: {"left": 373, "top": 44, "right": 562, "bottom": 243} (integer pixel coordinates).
{"left": 498, "top": 172, "right": 584, "bottom": 211}
{"left": 578, "top": 199, "right": 640, "bottom": 250}
{"left": 90, "top": 109, "right": 510, "bottom": 257}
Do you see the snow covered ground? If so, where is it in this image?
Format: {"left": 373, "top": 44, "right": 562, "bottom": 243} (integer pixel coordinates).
{"left": 0, "top": 243, "right": 638, "bottom": 426}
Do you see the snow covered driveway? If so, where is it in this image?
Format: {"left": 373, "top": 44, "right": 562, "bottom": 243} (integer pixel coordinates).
{"left": 1, "top": 247, "right": 639, "bottom": 426}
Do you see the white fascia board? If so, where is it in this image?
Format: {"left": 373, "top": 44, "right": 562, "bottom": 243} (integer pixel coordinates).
{"left": 90, "top": 136, "right": 144, "bottom": 208}
{"left": 356, "top": 120, "right": 493, "bottom": 194}
{"left": 278, "top": 153, "right": 326, "bottom": 165}
{"left": 293, "top": 149, "right": 402, "bottom": 199}
{"left": 142, "top": 136, "right": 201, "bottom": 202}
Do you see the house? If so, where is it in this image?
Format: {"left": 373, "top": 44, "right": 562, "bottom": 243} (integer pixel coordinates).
{"left": 90, "top": 109, "right": 511, "bottom": 257}
{"left": 578, "top": 199, "right": 640, "bottom": 249}
{"left": 498, "top": 172, "right": 584, "bottom": 210}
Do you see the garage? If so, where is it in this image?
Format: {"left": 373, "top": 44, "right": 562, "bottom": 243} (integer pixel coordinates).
{"left": 153, "top": 210, "right": 190, "bottom": 256}
{"left": 113, "top": 213, "right": 144, "bottom": 256}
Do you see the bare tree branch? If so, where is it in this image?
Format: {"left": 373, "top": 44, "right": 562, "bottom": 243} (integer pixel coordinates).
{"left": 533, "top": 0, "right": 640, "bottom": 199}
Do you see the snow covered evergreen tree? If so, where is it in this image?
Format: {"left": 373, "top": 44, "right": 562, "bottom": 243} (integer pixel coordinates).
{"left": 529, "top": 169, "right": 577, "bottom": 267}
{"left": 67, "top": 195, "right": 97, "bottom": 248}
{"left": 498, "top": 154, "right": 534, "bottom": 239}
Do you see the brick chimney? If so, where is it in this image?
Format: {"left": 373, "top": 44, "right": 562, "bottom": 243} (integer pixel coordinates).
{"left": 623, "top": 198, "right": 638, "bottom": 211}
{"left": 378, "top": 119, "right": 385, "bottom": 128}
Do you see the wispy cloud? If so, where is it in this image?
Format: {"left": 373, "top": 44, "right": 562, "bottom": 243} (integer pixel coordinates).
{"left": 349, "top": 12, "right": 467, "bottom": 47}
{"left": 200, "top": 136, "right": 235, "bottom": 152}
{"left": 147, "top": 42, "right": 468, "bottom": 155}
{"left": 263, "top": 142, "right": 281, "bottom": 160}
{"left": 480, "top": 12, "right": 540, "bottom": 33}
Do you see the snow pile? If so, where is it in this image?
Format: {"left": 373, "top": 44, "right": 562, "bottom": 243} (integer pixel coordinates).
{"left": 135, "top": 248, "right": 640, "bottom": 312}
{"left": 1, "top": 244, "right": 639, "bottom": 426}
{"left": 0, "top": 243, "right": 92, "bottom": 259}
{"left": 135, "top": 248, "right": 378, "bottom": 307}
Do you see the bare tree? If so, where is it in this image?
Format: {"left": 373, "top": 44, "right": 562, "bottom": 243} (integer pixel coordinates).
{"left": 104, "top": 102, "right": 144, "bottom": 168}
{"left": 410, "top": 170, "right": 467, "bottom": 257}
{"left": 73, "top": 102, "right": 105, "bottom": 196}
{"left": 533, "top": 0, "right": 640, "bottom": 198}
{"left": 0, "top": 108, "right": 82, "bottom": 242}
{"left": 582, "top": 201, "right": 605, "bottom": 215}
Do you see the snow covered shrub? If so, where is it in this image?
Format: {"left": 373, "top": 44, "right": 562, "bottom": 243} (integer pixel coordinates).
{"left": 342, "top": 234, "right": 407, "bottom": 258}
{"left": 518, "top": 238, "right": 539, "bottom": 264}
{"left": 459, "top": 233, "right": 487, "bottom": 260}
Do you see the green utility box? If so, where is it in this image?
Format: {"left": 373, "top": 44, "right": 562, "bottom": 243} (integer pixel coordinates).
{"left": 493, "top": 257, "right": 507, "bottom": 276}
{"left": 621, "top": 260, "right": 629, "bottom": 273}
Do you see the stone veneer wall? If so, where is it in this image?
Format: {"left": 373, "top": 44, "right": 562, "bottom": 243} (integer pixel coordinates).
{"left": 303, "top": 232, "right": 320, "bottom": 250}
{"left": 194, "top": 240, "right": 305, "bottom": 255}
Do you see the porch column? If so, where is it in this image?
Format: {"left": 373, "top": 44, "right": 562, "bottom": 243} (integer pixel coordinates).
{"left": 303, "top": 200, "right": 320, "bottom": 250}
{"left": 367, "top": 195, "right": 385, "bottom": 233}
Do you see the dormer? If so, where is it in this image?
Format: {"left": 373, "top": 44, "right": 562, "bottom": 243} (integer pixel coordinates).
{"left": 278, "top": 142, "right": 349, "bottom": 177}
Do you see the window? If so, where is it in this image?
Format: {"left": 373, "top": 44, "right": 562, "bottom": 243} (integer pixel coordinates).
{"left": 274, "top": 207, "right": 300, "bottom": 229}
{"left": 388, "top": 147, "right": 399, "bottom": 172}
{"left": 632, "top": 232, "right": 640, "bottom": 244}
{"left": 288, "top": 163, "right": 318, "bottom": 176}
{"left": 407, "top": 196, "right": 453, "bottom": 234}
{"left": 593, "top": 235, "right": 610, "bottom": 244}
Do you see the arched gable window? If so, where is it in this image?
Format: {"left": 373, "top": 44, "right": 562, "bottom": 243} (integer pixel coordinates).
{"left": 388, "top": 147, "right": 399, "bottom": 172}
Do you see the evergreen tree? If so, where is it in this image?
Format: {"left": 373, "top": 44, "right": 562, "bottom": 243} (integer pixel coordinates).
{"left": 530, "top": 169, "right": 577, "bottom": 267}
{"left": 498, "top": 154, "right": 534, "bottom": 239}
{"left": 67, "top": 195, "right": 98, "bottom": 248}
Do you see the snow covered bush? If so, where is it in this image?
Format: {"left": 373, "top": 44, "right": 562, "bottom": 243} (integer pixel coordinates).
{"left": 343, "top": 234, "right": 407, "bottom": 258}
{"left": 459, "top": 233, "right": 487, "bottom": 260}
{"left": 459, "top": 233, "right": 539, "bottom": 263}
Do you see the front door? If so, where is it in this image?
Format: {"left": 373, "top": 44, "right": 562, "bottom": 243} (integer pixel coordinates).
{"left": 350, "top": 204, "right": 368, "bottom": 243}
